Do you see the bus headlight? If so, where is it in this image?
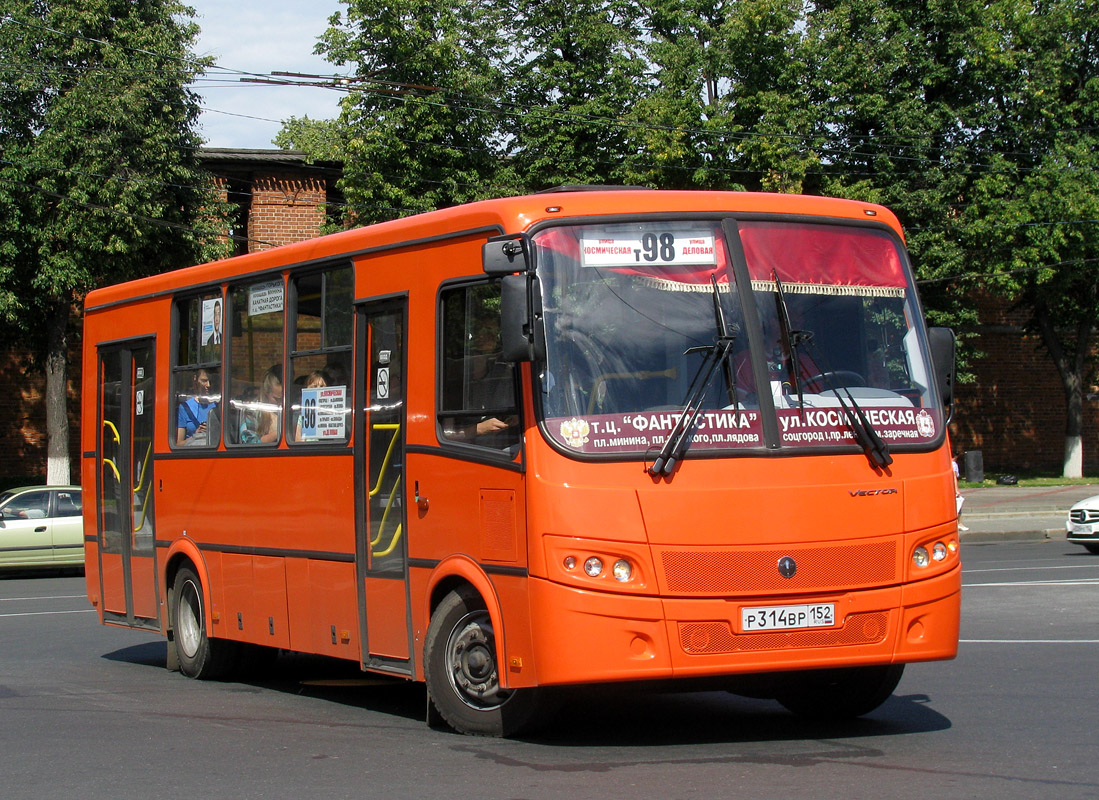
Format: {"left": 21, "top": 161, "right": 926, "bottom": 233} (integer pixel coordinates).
{"left": 913, "top": 547, "right": 930, "bottom": 568}
{"left": 584, "top": 557, "right": 604, "bottom": 577}
{"left": 612, "top": 559, "right": 633, "bottom": 582}
{"left": 932, "top": 542, "right": 948, "bottom": 562}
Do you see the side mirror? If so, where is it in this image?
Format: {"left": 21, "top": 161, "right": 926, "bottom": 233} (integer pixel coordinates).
{"left": 928, "top": 326, "right": 956, "bottom": 421}
{"left": 500, "top": 274, "right": 545, "bottom": 363}
{"left": 483, "top": 237, "right": 529, "bottom": 276}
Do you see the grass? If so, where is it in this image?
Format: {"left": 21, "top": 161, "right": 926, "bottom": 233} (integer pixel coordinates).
{"left": 958, "top": 474, "right": 1099, "bottom": 489}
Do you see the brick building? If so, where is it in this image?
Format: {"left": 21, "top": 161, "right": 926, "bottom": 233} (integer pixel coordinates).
{"left": 950, "top": 293, "right": 1099, "bottom": 476}
{"left": 1, "top": 154, "right": 1094, "bottom": 483}
{"left": 0, "top": 149, "right": 340, "bottom": 486}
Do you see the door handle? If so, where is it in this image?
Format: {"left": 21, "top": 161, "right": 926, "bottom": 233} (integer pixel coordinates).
{"left": 414, "top": 481, "right": 429, "bottom": 513}
{"left": 35, "top": 526, "right": 47, "bottom": 533}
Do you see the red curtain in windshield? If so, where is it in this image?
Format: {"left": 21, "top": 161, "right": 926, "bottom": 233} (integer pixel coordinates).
{"left": 739, "top": 221, "right": 906, "bottom": 289}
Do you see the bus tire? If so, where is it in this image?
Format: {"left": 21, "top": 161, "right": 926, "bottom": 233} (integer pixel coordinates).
{"left": 774, "top": 664, "right": 904, "bottom": 719}
{"left": 170, "top": 564, "right": 238, "bottom": 680}
{"left": 424, "top": 587, "right": 551, "bottom": 736}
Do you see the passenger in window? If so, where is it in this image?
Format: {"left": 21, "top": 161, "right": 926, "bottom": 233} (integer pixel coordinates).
{"left": 444, "top": 315, "right": 517, "bottom": 448}
{"left": 240, "top": 364, "right": 283, "bottom": 444}
{"left": 468, "top": 318, "right": 514, "bottom": 436}
{"left": 176, "top": 369, "right": 219, "bottom": 446}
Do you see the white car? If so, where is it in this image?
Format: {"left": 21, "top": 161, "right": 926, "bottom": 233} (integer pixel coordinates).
{"left": 0, "top": 485, "right": 84, "bottom": 569}
{"left": 1066, "top": 494, "right": 1099, "bottom": 554}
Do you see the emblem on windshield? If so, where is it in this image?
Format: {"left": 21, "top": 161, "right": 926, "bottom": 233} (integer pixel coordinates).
{"left": 559, "top": 417, "right": 591, "bottom": 449}
{"left": 777, "top": 556, "right": 797, "bottom": 579}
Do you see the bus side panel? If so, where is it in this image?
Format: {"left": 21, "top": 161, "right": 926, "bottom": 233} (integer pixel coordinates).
{"left": 217, "top": 552, "right": 254, "bottom": 642}
{"left": 286, "top": 559, "right": 360, "bottom": 659}
{"left": 253, "top": 555, "right": 291, "bottom": 649}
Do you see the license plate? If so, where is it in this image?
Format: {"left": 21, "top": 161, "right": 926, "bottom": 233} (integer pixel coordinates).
{"left": 1071, "top": 523, "right": 1095, "bottom": 535}
{"left": 741, "top": 603, "right": 836, "bottom": 632}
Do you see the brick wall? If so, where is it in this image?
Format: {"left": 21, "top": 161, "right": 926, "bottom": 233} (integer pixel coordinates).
{"left": 249, "top": 173, "right": 328, "bottom": 251}
{"left": 0, "top": 344, "right": 82, "bottom": 485}
{"left": 949, "top": 292, "right": 1099, "bottom": 474}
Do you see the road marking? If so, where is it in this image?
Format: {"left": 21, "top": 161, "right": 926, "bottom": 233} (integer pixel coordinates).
{"left": 964, "top": 564, "right": 1099, "bottom": 574}
{"left": 0, "top": 609, "right": 96, "bottom": 618}
{"left": 0, "top": 595, "right": 87, "bottom": 602}
{"left": 962, "top": 639, "right": 1099, "bottom": 644}
{"left": 963, "top": 579, "right": 1099, "bottom": 587}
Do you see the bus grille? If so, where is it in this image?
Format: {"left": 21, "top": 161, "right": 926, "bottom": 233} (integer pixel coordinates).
{"left": 659, "top": 540, "right": 897, "bottom": 595}
{"left": 678, "top": 612, "right": 889, "bottom": 654}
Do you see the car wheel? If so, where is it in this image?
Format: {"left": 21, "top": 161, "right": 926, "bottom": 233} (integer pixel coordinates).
{"left": 1084, "top": 544, "right": 1099, "bottom": 555}
{"left": 424, "top": 587, "right": 552, "bottom": 736}
{"left": 170, "top": 564, "right": 239, "bottom": 680}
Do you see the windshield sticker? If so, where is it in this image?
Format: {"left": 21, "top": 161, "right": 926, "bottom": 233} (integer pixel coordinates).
{"left": 580, "top": 232, "right": 717, "bottom": 269}
{"left": 777, "top": 407, "right": 938, "bottom": 446}
{"left": 551, "top": 410, "right": 763, "bottom": 454}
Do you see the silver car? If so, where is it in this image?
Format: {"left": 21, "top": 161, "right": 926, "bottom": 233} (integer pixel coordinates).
{"left": 0, "top": 486, "right": 84, "bottom": 569}
{"left": 1066, "top": 494, "right": 1099, "bottom": 554}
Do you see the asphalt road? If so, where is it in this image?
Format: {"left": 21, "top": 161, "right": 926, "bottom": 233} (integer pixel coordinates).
{"left": 2, "top": 537, "right": 1098, "bottom": 800}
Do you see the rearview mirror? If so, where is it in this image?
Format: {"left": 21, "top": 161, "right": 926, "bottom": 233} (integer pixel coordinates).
{"left": 928, "top": 326, "right": 956, "bottom": 421}
{"left": 500, "top": 274, "right": 544, "bottom": 363}
{"left": 483, "top": 237, "right": 529, "bottom": 276}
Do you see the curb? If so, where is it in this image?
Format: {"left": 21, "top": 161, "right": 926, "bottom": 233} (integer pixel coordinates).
{"left": 958, "top": 528, "right": 1062, "bottom": 544}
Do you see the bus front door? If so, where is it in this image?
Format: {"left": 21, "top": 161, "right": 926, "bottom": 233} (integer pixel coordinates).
{"left": 96, "top": 341, "right": 160, "bottom": 630}
{"left": 355, "top": 299, "right": 413, "bottom": 675}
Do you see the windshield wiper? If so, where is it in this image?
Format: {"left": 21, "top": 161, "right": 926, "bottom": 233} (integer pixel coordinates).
{"left": 648, "top": 275, "right": 737, "bottom": 477}
{"left": 772, "top": 272, "right": 892, "bottom": 469}
{"left": 772, "top": 271, "right": 808, "bottom": 409}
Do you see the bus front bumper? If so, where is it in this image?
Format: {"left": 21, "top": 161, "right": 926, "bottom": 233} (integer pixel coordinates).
{"left": 524, "top": 566, "right": 960, "bottom": 687}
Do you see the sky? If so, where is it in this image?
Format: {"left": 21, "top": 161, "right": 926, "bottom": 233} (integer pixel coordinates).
{"left": 186, "top": 0, "right": 347, "bottom": 149}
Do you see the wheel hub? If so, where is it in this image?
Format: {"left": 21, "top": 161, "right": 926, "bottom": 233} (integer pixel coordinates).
{"left": 447, "top": 611, "right": 504, "bottom": 709}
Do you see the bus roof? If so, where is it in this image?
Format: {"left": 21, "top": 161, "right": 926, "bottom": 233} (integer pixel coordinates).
{"left": 83, "top": 190, "right": 902, "bottom": 312}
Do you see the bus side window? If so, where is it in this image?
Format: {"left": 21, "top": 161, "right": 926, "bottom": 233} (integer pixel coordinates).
{"left": 289, "top": 266, "right": 352, "bottom": 445}
{"left": 437, "top": 282, "right": 520, "bottom": 453}
{"left": 229, "top": 279, "right": 286, "bottom": 446}
{"left": 172, "top": 293, "right": 223, "bottom": 449}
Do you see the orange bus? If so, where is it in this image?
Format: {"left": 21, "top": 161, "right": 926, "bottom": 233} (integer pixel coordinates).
{"left": 82, "top": 189, "right": 960, "bottom": 735}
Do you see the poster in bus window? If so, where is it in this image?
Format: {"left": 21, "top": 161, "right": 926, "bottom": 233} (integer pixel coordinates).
{"left": 201, "top": 298, "right": 222, "bottom": 345}
{"left": 299, "top": 385, "right": 347, "bottom": 441}
{"left": 249, "top": 279, "right": 284, "bottom": 316}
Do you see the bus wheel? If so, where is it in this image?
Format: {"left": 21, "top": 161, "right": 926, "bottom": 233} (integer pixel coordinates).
{"left": 171, "top": 564, "right": 238, "bottom": 680}
{"left": 774, "top": 664, "right": 904, "bottom": 719}
{"left": 425, "top": 588, "right": 549, "bottom": 736}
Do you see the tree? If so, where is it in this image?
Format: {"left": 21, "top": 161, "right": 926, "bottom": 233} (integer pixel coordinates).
{"left": 500, "top": 0, "right": 649, "bottom": 191}
{"left": 308, "top": 0, "right": 509, "bottom": 224}
{"left": 963, "top": 0, "right": 1099, "bottom": 476}
{"left": 0, "top": 0, "right": 227, "bottom": 483}
{"left": 627, "top": 0, "right": 812, "bottom": 192}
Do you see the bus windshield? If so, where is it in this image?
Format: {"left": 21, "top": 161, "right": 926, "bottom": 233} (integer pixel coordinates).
{"left": 534, "top": 218, "right": 943, "bottom": 457}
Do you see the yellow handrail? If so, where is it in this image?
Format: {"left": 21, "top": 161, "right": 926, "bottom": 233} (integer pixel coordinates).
{"left": 102, "top": 419, "right": 120, "bottom": 444}
{"left": 368, "top": 423, "right": 401, "bottom": 498}
{"left": 368, "top": 422, "right": 404, "bottom": 558}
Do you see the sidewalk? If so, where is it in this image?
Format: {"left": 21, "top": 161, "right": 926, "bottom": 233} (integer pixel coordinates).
{"left": 956, "top": 483, "right": 1099, "bottom": 542}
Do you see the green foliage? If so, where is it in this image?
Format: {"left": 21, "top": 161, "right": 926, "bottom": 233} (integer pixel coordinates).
{"left": 311, "top": 0, "right": 511, "bottom": 224}
{"left": 0, "top": 0, "right": 228, "bottom": 352}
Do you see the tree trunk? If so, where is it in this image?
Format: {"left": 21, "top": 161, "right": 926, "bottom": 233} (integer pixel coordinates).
{"left": 45, "top": 300, "right": 71, "bottom": 485}
{"left": 1032, "top": 298, "right": 1091, "bottom": 479}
